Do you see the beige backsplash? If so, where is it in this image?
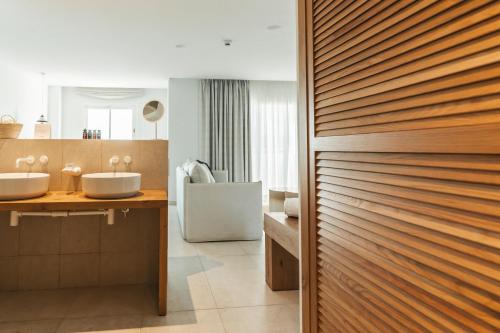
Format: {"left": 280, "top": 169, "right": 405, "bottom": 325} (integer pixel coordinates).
{"left": 0, "top": 139, "right": 167, "bottom": 291}
{"left": 0, "top": 139, "right": 168, "bottom": 191}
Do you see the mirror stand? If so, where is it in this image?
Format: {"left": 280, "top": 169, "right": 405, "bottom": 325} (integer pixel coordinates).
{"left": 143, "top": 100, "right": 165, "bottom": 140}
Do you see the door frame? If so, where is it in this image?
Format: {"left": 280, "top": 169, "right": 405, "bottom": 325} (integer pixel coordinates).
{"left": 297, "top": 0, "right": 317, "bottom": 332}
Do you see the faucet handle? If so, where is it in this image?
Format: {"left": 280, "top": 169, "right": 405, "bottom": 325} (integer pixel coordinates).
{"left": 123, "top": 155, "right": 132, "bottom": 166}
{"left": 109, "top": 155, "right": 120, "bottom": 167}
{"left": 39, "top": 155, "right": 49, "bottom": 166}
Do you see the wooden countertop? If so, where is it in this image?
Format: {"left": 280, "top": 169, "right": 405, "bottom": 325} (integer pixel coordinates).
{"left": 0, "top": 190, "right": 168, "bottom": 211}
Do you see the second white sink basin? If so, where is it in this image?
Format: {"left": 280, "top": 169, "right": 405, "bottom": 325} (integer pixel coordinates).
{"left": 0, "top": 173, "right": 50, "bottom": 200}
{"left": 82, "top": 172, "right": 141, "bottom": 199}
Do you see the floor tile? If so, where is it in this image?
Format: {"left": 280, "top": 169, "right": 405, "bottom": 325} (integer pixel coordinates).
{"left": 200, "top": 255, "right": 299, "bottom": 308}
{"left": 167, "top": 257, "right": 216, "bottom": 312}
{"left": 142, "top": 286, "right": 158, "bottom": 316}
{"left": 219, "top": 304, "right": 300, "bottom": 333}
{"left": 236, "top": 239, "right": 265, "bottom": 255}
{"left": 65, "top": 285, "right": 150, "bottom": 318}
{"left": 168, "top": 234, "right": 198, "bottom": 258}
{"left": 168, "top": 207, "right": 180, "bottom": 230}
{"left": 57, "top": 315, "right": 142, "bottom": 333}
{"left": 195, "top": 242, "right": 246, "bottom": 257}
{"left": 0, "top": 289, "right": 77, "bottom": 322}
{"left": 142, "top": 309, "right": 225, "bottom": 333}
{"left": 167, "top": 210, "right": 198, "bottom": 258}
{"left": 0, "top": 319, "right": 61, "bottom": 333}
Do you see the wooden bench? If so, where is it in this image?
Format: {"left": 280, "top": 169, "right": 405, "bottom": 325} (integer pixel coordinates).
{"left": 264, "top": 212, "right": 299, "bottom": 291}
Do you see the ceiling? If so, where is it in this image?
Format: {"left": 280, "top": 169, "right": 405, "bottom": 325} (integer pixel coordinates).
{"left": 0, "top": 0, "right": 296, "bottom": 87}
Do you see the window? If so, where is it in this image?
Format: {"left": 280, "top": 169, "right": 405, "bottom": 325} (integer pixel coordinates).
{"left": 87, "top": 108, "right": 110, "bottom": 139}
{"left": 110, "top": 108, "right": 133, "bottom": 140}
{"left": 250, "top": 81, "right": 298, "bottom": 200}
{"left": 87, "top": 107, "right": 133, "bottom": 140}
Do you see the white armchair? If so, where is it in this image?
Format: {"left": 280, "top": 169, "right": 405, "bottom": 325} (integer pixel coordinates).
{"left": 176, "top": 167, "right": 263, "bottom": 242}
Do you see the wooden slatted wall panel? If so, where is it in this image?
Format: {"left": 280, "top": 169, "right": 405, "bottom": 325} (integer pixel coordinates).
{"left": 316, "top": 152, "right": 500, "bottom": 333}
{"left": 314, "top": 0, "right": 500, "bottom": 137}
{"left": 300, "top": 0, "right": 500, "bottom": 332}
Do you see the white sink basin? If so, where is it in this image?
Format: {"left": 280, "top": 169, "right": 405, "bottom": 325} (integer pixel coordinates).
{"left": 82, "top": 172, "right": 141, "bottom": 199}
{"left": 0, "top": 173, "right": 50, "bottom": 200}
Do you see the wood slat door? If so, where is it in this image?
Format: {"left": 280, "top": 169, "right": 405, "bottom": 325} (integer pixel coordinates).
{"left": 297, "top": 1, "right": 500, "bottom": 332}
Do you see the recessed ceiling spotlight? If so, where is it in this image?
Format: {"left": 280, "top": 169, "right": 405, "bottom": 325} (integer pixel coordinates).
{"left": 267, "top": 25, "right": 282, "bottom": 30}
{"left": 175, "top": 44, "right": 185, "bottom": 48}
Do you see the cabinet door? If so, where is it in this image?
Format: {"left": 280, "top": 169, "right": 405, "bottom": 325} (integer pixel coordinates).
{"left": 298, "top": 1, "right": 500, "bottom": 332}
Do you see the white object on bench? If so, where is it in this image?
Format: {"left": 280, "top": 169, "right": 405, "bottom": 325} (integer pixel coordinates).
{"left": 284, "top": 197, "right": 299, "bottom": 218}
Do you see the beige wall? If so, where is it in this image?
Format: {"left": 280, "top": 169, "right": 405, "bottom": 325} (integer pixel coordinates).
{"left": 0, "top": 139, "right": 168, "bottom": 191}
{"left": 0, "top": 139, "right": 167, "bottom": 291}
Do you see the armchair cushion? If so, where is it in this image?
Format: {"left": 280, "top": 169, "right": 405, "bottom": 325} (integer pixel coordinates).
{"left": 212, "top": 170, "right": 228, "bottom": 183}
{"left": 186, "top": 161, "right": 215, "bottom": 183}
{"left": 196, "top": 160, "right": 215, "bottom": 177}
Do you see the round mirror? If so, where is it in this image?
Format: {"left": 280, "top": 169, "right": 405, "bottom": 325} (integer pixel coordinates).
{"left": 143, "top": 100, "right": 165, "bottom": 122}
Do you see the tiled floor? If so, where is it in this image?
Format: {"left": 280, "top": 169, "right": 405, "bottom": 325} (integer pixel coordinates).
{"left": 0, "top": 205, "right": 300, "bottom": 332}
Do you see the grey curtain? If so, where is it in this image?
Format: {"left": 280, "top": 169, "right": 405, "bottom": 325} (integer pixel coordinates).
{"left": 201, "top": 79, "right": 251, "bottom": 182}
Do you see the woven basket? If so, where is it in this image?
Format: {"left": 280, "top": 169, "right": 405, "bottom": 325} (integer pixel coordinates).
{"left": 0, "top": 115, "right": 23, "bottom": 139}
{"left": 0, "top": 123, "right": 23, "bottom": 139}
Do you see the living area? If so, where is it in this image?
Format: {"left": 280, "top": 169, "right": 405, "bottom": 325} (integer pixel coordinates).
{"left": 170, "top": 78, "right": 297, "bottom": 233}
{"left": 167, "top": 78, "right": 300, "bottom": 330}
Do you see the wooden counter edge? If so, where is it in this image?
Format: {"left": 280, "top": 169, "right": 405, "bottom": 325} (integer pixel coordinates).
{"left": 0, "top": 190, "right": 168, "bottom": 211}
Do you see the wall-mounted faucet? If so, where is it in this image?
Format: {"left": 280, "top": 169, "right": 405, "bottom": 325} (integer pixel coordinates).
{"left": 62, "top": 163, "right": 82, "bottom": 176}
{"left": 109, "top": 155, "right": 120, "bottom": 167}
{"left": 16, "top": 155, "right": 35, "bottom": 169}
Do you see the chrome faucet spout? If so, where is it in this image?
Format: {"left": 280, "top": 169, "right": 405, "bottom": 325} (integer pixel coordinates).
{"left": 16, "top": 155, "right": 35, "bottom": 169}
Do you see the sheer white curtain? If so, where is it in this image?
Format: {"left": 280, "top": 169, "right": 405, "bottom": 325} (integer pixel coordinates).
{"left": 250, "top": 81, "right": 298, "bottom": 199}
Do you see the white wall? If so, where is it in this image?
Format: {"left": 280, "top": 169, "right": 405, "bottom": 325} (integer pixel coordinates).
{"left": 54, "top": 87, "right": 168, "bottom": 140}
{"left": 47, "top": 86, "right": 62, "bottom": 138}
{"left": 167, "top": 78, "right": 202, "bottom": 201}
{"left": 0, "top": 64, "right": 44, "bottom": 138}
